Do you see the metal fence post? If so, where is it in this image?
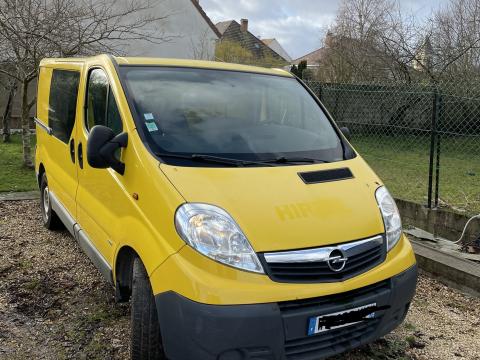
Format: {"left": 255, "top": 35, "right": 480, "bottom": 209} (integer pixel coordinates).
{"left": 434, "top": 93, "right": 443, "bottom": 208}
{"left": 427, "top": 87, "right": 439, "bottom": 208}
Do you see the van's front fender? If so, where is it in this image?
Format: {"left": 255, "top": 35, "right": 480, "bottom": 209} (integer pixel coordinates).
{"left": 149, "top": 234, "right": 416, "bottom": 305}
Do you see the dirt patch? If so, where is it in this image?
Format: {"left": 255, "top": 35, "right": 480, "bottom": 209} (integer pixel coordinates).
{"left": 1, "top": 200, "right": 479, "bottom": 359}
{"left": 0, "top": 200, "right": 129, "bottom": 359}
{"left": 334, "top": 273, "right": 480, "bottom": 360}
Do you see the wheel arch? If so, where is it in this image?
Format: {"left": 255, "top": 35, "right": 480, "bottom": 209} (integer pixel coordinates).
{"left": 37, "top": 163, "right": 46, "bottom": 189}
{"left": 114, "top": 245, "right": 140, "bottom": 302}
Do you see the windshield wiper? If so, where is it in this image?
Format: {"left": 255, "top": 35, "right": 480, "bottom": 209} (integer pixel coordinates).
{"left": 263, "top": 156, "right": 331, "bottom": 164}
{"left": 154, "top": 152, "right": 277, "bottom": 167}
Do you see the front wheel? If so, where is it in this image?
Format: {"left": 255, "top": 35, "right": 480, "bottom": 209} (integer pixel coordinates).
{"left": 131, "top": 257, "right": 166, "bottom": 360}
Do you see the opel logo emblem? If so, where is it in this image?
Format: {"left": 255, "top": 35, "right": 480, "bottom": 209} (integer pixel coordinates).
{"left": 327, "top": 249, "right": 348, "bottom": 272}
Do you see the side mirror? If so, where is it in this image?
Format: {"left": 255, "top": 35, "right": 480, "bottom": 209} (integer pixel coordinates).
{"left": 340, "top": 126, "right": 351, "bottom": 141}
{"left": 87, "top": 125, "right": 128, "bottom": 175}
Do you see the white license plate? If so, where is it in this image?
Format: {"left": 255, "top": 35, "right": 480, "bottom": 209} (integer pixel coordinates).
{"left": 307, "top": 303, "right": 377, "bottom": 335}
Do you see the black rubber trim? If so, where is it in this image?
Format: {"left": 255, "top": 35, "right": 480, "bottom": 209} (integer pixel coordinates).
{"left": 298, "top": 167, "right": 354, "bottom": 184}
{"left": 156, "top": 293, "right": 284, "bottom": 360}
{"left": 154, "top": 264, "right": 417, "bottom": 360}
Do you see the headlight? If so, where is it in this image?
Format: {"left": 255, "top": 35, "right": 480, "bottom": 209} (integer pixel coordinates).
{"left": 375, "top": 186, "right": 402, "bottom": 251}
{"left": 174, "top": 203, "right": 264, "bottom": 273}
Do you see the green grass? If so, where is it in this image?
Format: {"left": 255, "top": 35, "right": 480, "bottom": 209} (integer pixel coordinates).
{"left": 354, "top": 135, "right": 480, "bottom": 214}
{"left": 0, "top": 134, "right": 37, "bottom": 192}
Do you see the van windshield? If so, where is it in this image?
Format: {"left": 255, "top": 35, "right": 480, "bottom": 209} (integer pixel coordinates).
{"left": 119, "top": 66, "right": 345, "bottom": 166}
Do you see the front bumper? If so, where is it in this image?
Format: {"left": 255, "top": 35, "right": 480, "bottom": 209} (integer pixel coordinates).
{"left": 155, "top": 264, "right": 417, "bottom": 360}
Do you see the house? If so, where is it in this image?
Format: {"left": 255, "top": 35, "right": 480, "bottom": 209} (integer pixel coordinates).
{"left": 294, "top": 31, "right": 436, "bottom": 82}
{"left": 118, "top": 0, "right": 220, "bottom": 60}
{"left": 262, "top": 38, "right": 292, "bottom": 62}
{"left": 292, "top": 32, "right": 335, "bottom": 68}
{"left": 215, "top": 19, "right": 287, "bottom": 64}
{"left": 1, "top": 0, "right": 221, "bottom": 130}
{"left": 293, "top": 32, "right": 407, "bottom": 81}
{"left": 413, "top": 36, "right": 434, "bottom": 72}
{"left": 293, "top": 48, "right": 328, "bottom": 68}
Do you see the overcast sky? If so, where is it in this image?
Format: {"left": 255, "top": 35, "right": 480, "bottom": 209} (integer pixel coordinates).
{"left": 200, "top": 0, "right": 450, "bottom": 59}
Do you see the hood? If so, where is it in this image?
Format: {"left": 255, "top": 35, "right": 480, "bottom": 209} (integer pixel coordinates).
{"left": 160, "top": 157, "right": 385, "bottom": 252}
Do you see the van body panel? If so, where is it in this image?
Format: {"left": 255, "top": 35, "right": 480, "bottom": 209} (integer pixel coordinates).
{"left": 72, "top": 57, "right": 185, "bottom": 273}
{"left": 74, "top": 60, "right": 129, "bottom": 265}
{"left": 36, "top": 65, "right": 80, "bottom": 219}
{"left": 40, "top": 56, "right": 292, "bottom": 78}
{"left": 36, "top": 56, "right": 186, "bottom": 278}
{"left": 160, "top": 156, "right": 384, "bottom": 252}
{"left": 150, "top": 234, "right": 415, "bottom": 305}
{"left": 35, "top": 55, "right": 417, "bottom": 359}
{"left": 113, "top": 57, "right": 293, "bottom": 77}
{"left": 75, "top": 141, "right": 186, "bottom": 274}
{"left": 105, "top": 136, "right": 187, "bottom": 277}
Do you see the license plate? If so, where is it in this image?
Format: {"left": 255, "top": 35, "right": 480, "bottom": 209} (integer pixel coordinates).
{"left": 307, "top": 303, "right": 377, "bottom": 335}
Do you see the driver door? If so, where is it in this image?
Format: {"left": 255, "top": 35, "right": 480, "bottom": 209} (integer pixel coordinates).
{"left": 75, "top": 68, "right": 126, "bottom": 265}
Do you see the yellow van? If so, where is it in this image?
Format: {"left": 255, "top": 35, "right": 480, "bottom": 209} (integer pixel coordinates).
{"left": 35, "top": 55, "right": 417, "bottom": 360}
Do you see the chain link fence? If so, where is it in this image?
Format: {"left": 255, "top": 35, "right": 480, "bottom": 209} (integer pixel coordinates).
{"left": 305, "top": 80, "right": 480, "bottom": 215}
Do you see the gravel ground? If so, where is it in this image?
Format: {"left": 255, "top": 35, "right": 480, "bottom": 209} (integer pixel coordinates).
{"left": 1, "top": 200, "right": 479, "bottom": 360}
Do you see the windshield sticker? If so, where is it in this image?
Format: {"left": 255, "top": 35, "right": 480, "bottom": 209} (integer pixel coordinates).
{"left": 144, "top": 113, "right": 154, "bottom": 121}
{"left": 145, "top": 121, "right": 158, "bottom": 132}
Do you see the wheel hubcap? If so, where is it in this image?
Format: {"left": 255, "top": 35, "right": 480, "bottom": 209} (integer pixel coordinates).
{"left": 43, "top": 186, "right": 50, "bottom": 217}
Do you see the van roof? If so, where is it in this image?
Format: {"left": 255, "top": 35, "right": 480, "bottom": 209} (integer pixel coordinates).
{"left": 40, "top": 55, "right": 293, "bottom": 77}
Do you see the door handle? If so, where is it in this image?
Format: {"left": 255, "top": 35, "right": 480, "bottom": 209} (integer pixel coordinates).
{"left": 78, "top": 142, "right": 83, "bottom": 169}
{"left": 69, "top": 139, "right": 75, "bottom": 163}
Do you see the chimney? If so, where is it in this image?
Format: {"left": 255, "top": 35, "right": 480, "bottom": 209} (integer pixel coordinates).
{"left": 325, "top": 31, "right": 334, "bottom": 48}
{"left": 240, "top": 18, "right": 248, "bottom": 32}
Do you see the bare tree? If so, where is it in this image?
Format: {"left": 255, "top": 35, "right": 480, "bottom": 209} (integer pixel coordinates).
{"left": 324, "top": 0, "right": 480, "bottom": 83}
{"left": 379, "top": 4, "right": 432, "bottom": 82}
{"left": 327, "top": 0, "right": 430, "bottom": 82}
{"left": 0, "top": 0, "right": 170, "bottom": 168}
{"left": 374, "top": 0, "right": 480, "bottom": 83}
{"left": 335, "top": 0, "right": 392, "bottom": 40}
{"left": 190, "top": 29, "right": 215, "bottom": 60}
{"left": 326, "top": 0, "right": 395, "bottom": 82}
{"left": 1, "top": 76, "right": 17, "bottom": 143}
{"left": 430, "top": 0, "right": 480, "bottom": 79}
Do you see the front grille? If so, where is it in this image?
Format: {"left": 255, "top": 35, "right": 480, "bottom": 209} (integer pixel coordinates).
{"left": 279, "top": 279, "right": 391, "bottom": 360}
{"left": 284, "top": 317, "right": 381, "bottom": 360}
{"left": 278, "top": 279, "right": 390, "bottom": 314}
{"left": 260, "top": 236, "right": 386, "bottom": 283}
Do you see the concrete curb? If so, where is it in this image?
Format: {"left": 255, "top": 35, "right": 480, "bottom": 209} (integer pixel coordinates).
{"left": 397, "top": 198, "right": 480, "bottom": 246}
{"left": 0, "top": 191, "right": 40, "bottom": 201}
{"left": 411, "top": 239, "right": 480, "bottom": 297}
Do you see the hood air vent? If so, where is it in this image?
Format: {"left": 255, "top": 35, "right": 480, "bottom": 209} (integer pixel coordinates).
{"left": 298, "top": 167, "right": 353, "bottom": 184}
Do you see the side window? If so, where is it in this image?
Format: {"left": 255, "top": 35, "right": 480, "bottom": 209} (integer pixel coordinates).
{"left": 86, "top": 68, "right": 123, "bottom": 135}
{"left": 49, "top": 70, "right": 80, "bottom": 143}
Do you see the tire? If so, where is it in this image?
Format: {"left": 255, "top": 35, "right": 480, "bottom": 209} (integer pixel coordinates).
{"left": 131, "top": 257, "right": 166, "bottom": 360}
{"left": 39, "top": 173, "right": 63, "bottom": 230}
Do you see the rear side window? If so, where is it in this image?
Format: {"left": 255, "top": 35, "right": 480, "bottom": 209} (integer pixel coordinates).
{"left": 48, "top": 70, "right": 80, "bottom": 143}
{"left": 86, "top": 68, "right": 123, "bottom": 135}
